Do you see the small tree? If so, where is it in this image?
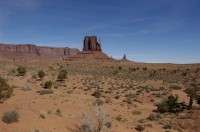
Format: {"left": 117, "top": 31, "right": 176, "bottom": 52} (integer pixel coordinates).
{"left": 17, "top": 66, "right": 26, "bottom": 76}
{"left": 185, "top": 83, "right": 200, "bottom": 109}
{"left": 57, "top": 70, "right": 67, "bottom": 81}
{"left": 0, "top": 77, "right": 13, "bottom": 103}
{"left": 38, "top": 70, "right": 45, "bottom": 80}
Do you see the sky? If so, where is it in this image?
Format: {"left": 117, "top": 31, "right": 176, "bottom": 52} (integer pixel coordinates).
{"left": 0, "top": 0, "right": 200, "bottom": 63}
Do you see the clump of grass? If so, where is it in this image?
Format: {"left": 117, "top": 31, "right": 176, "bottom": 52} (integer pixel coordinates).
{"left": 2, "top": 110, "right": 20, "bottom": 124}
{"left": 132, "top": 110, "right": 142, "bottom": 115}
{"left": 169, "top": 85, "right": 182, "bottom": 90}
{"left": 36, "top": 89, "right": 54, "bottom": 95}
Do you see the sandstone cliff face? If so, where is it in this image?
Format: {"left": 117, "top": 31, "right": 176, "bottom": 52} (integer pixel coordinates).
{"left": 0, "top": 44, "right": 79, "bottom": 60}
{"left": 65, "top": 36, "right": 112, "bottom": 60}
{"left": 83, "top": 36, "right": 102, "bottom": 51}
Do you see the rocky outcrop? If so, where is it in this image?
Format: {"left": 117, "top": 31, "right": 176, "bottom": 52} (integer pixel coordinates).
{"left": 120, "top": 54, "right": 132, "bottom": 62}
{"left": 83, "top": 36, "right": 102, "bottom": 51}
{"left": 0, "top": 44, "right": 79, "bottom": 60}
{"left": 64, "top": 36, "right": 112, "bottom": 61}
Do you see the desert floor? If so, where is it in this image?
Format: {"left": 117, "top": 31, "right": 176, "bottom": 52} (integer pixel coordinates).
{"left": 0, "top": 59, "right": 200, "bottom": 132}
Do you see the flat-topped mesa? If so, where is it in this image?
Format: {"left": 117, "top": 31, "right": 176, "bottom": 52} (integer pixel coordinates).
{"left": 83, "top": 36, "right": 102, "bottom": 52}
{"left": 0, "top": 44, "right": 79, "bottom": 60}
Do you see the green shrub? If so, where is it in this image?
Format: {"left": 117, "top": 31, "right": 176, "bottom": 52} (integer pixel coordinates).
{"left": 44, "top": 81, "right": 53, "bottom": 89}
{"left": 57, "top": 70, "right": 67, "bottom": 81}
{"left": 157, "top": 95, "right": 179, "bottom": 113}
{"left": 135, "top": 124, "right": 145, "bottom": 131}
{"left": 38, "top": 70, "right": 45, "bottom": 80}
{"left": 2, "top": 110, "right": 20, "bottom": 123}
{"left": 17, "top": 66, "right": 26, "bottom": 76}
{"left": 0, "top": 77, "right": 13, "bottom": 102}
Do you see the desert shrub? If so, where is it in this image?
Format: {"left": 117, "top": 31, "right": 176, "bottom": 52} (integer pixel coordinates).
{"left": 2, "top": 110, "right": 20, "bottom": 123}
{"left": 135, "top": 124, "right": 145, "bottom": 131}
{"left": 32, "top": 74, "right": 37, "bottom": 79}
{"left": 92, "top": 89, "right": 102, "bottom": 98}
{"left": 105, "top": 122, "right": 112, "bottom": 128}
{"left": 118, "top": 66, "right": 122, "bottom": 70}
{"left": 114, "top": 95, "right": 120, "bottom": 99}
{"left": 142, "top": 67, "right": 147, "bottom": 71}
{"left": 17, "top": 66, "right": 26, "bottom": 76}
{"left": 163, "top": 124, "right": 172, "bottom": 129}
{"left": 132, "top": 110, "right": 141, "bottom": 115}
{"left": 184, "top": 84, "right": 200, "bottom": 109}
{"left": 181, "top": 72, "right": 187, "bottom": 77}
{"left": 169, "top": 85, "right": 182, "bottom": 90}
{"left": 147, "top": 113, "right": 157, "bottom": 121}
{"left": 55, "top": 109, "right": 62, "bottom": 117}
{"left": 38, "top": 70, "right": 45, "bottom": 80}
{"left": 157, "top": 95, "right": 179, "bottom": 113}
{"left": 93, "top": 98, "right": 104, "bottom": 106}
{"left": 197, "top": 96, "right": 200, "bottom": 105}
{"left": 125, "top": 93, "right": 136, "bottom": 104}
{"left": 105, "top": 97, "right": 112, "bottom": 104}
{"left": 116, "top": 115, "right": 122, "bottom": 121}
{"left": 71, "top": 105, "right": 111, "bottom": 132}
{"left": 57, "top": 69, "right": 67, "bottom": 81}
{"left": 0, "top": 77, "right": 13, "bottom": 103}
{"left": 36, "top": 89, "right": 54, "bottom": 95}
{"left": 44, "top": 81, "right": 53, "bottom": 89}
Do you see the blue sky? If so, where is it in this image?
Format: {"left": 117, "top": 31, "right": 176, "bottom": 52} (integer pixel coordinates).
{"left": 0, "top": 0, "right": 200, "bottom": 63}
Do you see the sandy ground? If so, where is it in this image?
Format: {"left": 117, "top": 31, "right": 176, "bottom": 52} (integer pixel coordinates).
{"left": 0, "top": 59, "right": 199, "bottom": 132}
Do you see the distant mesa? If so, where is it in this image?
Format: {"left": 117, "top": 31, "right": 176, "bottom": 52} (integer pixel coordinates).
{"left": 0, "top": 44, "right": 79, "bottom": 60}
{"left": 0, "top": 36, "right": 116, "bottom": 61}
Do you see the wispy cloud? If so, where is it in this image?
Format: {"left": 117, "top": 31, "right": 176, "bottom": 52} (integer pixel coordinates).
{"left": 0, "top": 0, "right": 40, "bottom": 25}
